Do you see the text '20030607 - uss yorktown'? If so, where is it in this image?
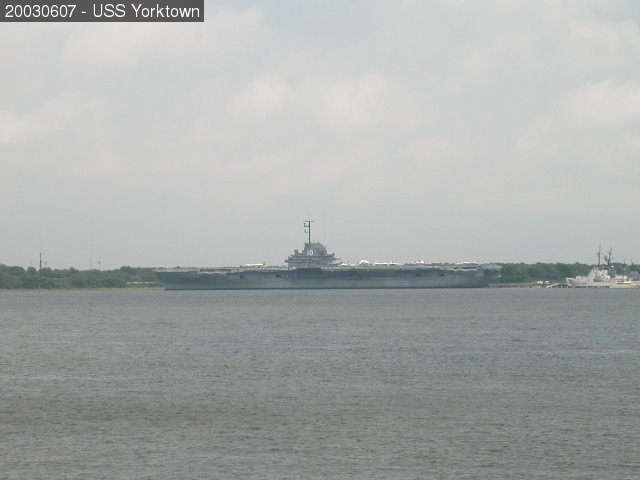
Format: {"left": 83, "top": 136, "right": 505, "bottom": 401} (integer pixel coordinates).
{"left": 1, "top": 1, "right": 204, "bottom": 22}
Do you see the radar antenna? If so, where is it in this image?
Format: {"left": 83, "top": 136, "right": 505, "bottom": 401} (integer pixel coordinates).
{"left": 304, "top": 219, "right": 313, "bottom": 245}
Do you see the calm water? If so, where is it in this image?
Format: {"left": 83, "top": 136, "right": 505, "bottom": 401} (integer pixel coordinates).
{"left": 1, "top": 288, "right": 639, "bottom": 479}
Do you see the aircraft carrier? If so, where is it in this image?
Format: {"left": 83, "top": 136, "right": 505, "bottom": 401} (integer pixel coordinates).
{"left": 156, "top": 221, "right": 500, "bottom": 290}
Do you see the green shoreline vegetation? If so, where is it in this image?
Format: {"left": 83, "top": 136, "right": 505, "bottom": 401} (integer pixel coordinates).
{"left": 0, "top": 265, "right": 160, "bottom": 289}
{"left": 497, "top": 262, "right": 638, "bottom": 284}
{"left": 1, "top": 262, "right": 637, "bottom": 289}
{"left": 498, "top": 262, "right": 591, "bottom": 284}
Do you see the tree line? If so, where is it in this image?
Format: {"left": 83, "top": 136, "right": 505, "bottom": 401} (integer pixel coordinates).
{"left": 498, "top": 262, "right": 638, "bottom": 284}
{"left": 0, "top": 265, "right": 160, "bottom": 289}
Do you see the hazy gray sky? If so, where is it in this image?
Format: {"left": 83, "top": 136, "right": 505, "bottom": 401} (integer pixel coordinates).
{"left": 2, "top": 0, "right": 639, "bottom": 268}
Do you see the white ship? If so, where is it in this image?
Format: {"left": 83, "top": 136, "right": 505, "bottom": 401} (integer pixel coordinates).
{"left": 566, "top": 248, "right": 639, "bottom": 288}
{"left": 566, "top": 268, "right": 636, "bottom": 288}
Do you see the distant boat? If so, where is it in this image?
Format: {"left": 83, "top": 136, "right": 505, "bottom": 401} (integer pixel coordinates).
{"left": 566, "top": 268, "right": 636, "bottom": 288}
{"left": 566, "top": 247, "right": 639, "bottom": 288}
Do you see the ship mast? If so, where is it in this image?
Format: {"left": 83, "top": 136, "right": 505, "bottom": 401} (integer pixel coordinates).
{"left": 604, "top": 248, "right": 613, "bottom": 268}
{"left": 304, "top": 219, "right": 313, "bottom": 245}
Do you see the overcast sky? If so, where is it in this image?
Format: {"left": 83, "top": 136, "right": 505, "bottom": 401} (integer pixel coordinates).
{"left": 1, "top": 0, "right": 639, "bottom": 268}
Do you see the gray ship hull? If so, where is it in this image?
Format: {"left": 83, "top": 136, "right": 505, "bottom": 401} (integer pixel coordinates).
{"left": 156, "top": 266, "right": 498, "bottom": 290}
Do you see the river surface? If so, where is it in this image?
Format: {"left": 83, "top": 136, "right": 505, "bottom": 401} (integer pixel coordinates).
{"left": 1, "top": 288, "right": 639, "bottom": 479}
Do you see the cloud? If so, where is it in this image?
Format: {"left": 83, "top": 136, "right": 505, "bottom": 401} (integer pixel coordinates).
{"left": 2, "top": 1, "right": 640, "bottom": 266}
{"left": 460, "top": 33, "right": 535, "bottom": 83}
{"left": 311, "top": 73, "right": 407, "bottom": 133}
{"left": 62, "top": 7, "right": 265, "bottom": 68}
{"left": 0, "top": 110, "right": 21, "bottom": 143}
{"left": 557, "top": 81, "right": 640, "bottom": 129}
{"left": 569, "top": 18, "right": 640, "bottom": 55}
{"left": 506, "top": 79, "right": 640, "bottom": 212}
{"left": 228, "top": 70, "right": 420, "bottom": 134}
{"left": 228, "top": 75, "right": 294, "bottom": 120}
{"left": 516, "top": 80, "right": 640, "bottom": 160}
{"left": 1, "top": 93, "right": 106, "bottom": 145}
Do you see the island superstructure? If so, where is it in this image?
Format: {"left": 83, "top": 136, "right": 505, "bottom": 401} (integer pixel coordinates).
{"left": 156, "top": 221, "right": 501, "bottom": 290}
